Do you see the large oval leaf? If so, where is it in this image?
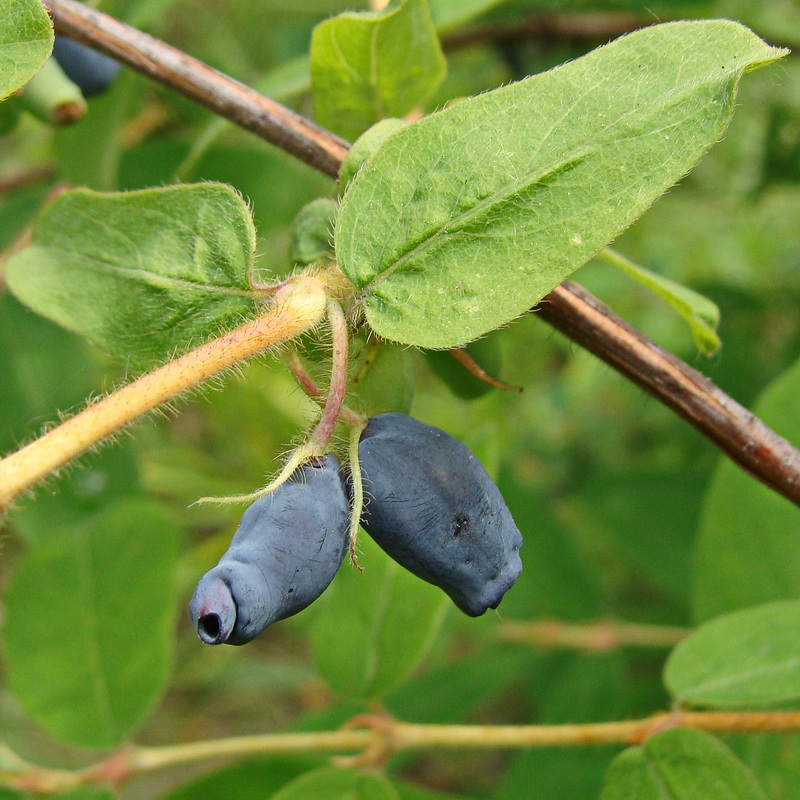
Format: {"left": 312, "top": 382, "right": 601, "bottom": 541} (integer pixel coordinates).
{"left": 665, "top": 599, "right": 800, "bottom": 708}
{"left": 0, "top": 0, "right": 53, "bottom": 101}
{"left": 5, "top": 184, "right": 258, "bottom": 368}
{"left": 601, "top": 728, "right": 767, "bottom": 800}
{"left": 335, "top": 20, "right": 786, "bottom": 348}
{"left": 5, "top": 498, "right": 180, "bottom": 748}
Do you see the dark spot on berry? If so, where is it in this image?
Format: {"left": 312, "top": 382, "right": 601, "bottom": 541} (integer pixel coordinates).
{"left": 452, "top": 512, "right": 470, "bottom": 538}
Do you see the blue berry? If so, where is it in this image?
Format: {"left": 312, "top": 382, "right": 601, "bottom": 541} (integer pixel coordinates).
{"left": 357, "top": 413, "right": 522, "bottom": 616}
{"left": 53, "top": 37, "right": 121, "bottom": 97}
{"left": 189, "top": 455, "right": 349, "bottom": 645}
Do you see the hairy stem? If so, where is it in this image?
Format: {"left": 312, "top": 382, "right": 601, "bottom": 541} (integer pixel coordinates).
{"left": 497, "top": 618, "right": 691, "bottom": 651}
{"left": 284, "top": 349, "right": 363, "bottom": 427}
{"left": 0, "top": 279, "right": 328, "bottom": 513}
{"left": 6, "top": 710, "right": 800, "bottom": 793}
{"left": 309, "top": 298, "right": 350, "bottom": 450}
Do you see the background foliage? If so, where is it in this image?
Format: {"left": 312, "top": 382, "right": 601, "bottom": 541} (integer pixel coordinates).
{"left": 1, "top": 0, "right": 800, "bottom": 798}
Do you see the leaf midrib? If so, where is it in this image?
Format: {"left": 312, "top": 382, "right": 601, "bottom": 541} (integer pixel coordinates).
{"left": 35, "top": 245, "right": 256, "bottom": 299}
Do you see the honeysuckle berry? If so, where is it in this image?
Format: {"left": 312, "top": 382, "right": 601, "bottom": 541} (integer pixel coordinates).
{"left": 189, "top": 454, "right": 349, "bottom": 645}
{"left": 357, "top": 413, "right": 522, "bottom": 616}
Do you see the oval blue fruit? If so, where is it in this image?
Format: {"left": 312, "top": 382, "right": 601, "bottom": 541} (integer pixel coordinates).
{"left": 189, "top": 455, "right": 349, "bottom": 645}
{"left": 53, "top": 37, "right": 121, "bottom": 97}
{"left": 357, "top": 413, "right": 522, "bottom": 616}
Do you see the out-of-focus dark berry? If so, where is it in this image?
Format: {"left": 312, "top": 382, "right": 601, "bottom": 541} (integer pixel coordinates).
{"left": 53, "top": 37, "right": 121, "bottom": 97}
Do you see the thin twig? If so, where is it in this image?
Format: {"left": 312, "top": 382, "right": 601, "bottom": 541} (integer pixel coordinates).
{"left": 42, "top": 0, "right": 348, "bottom": 178}
{"left": 0, "top": 165, "right": 56, "bottom": 194}
{"left": 37, "top": 2, "right": 800, "bottom": 507}
{"left": 0, "top": 279, "right": 329, "bottom": 513}
{"left": 497, "top": 618, "right": 691, "bottom": 651}
{"left": 535, "top": 282, "right": 800, "bottom": 506}
{"left": 6, "top": 710, "right": 800, "bottom": 793}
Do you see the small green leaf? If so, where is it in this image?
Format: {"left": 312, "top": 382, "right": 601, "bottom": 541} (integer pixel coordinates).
{"left": 336, "top": 21, "right": 786, "bottom": 349}
{"left": 5, "top": 184, "right": 258, "bottom": 368}
{"left": 347, "top": 339, "right": 415, "bottom": 415}
{"left": 310, "top": 536, "right": 449, "bottom": 701}
{"left": 0, "top": 0, "right": 53, "bottom": 101}
{"left": 289, "top": 197, "right": 337, "bottom": 266}
{"left": 271, "top": 766, "right": 399, "bottom": 800}
{"left": 602, "top": 728, "right": 768, "bottom": 800}
{"left": 5, "top": 498, "right": 180, "bottom": 748}
{"left": 310, "top": 0, "right": 446, "bottom": 143}
{"left": 693, "top": 355, "right": 800, "bottom": 621}
{"left": 665, "top": 599, "right": 800, "bottom": 708}
{"left": 598, "top": 248, "right": 721, "bottom": 355}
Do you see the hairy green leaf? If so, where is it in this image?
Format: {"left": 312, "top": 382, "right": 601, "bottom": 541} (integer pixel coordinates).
{"left": 665, "top": 599, "right": 800, "bottom": 708}
{"left": 0, "top": 0, "right": 52, "bottom": 101}
{"left": 310, "top": 536, "right": 449, "bottom": 701}
{"left": 289, "top": 197, "right": 337, "bottom": 266}
{"left": 310, "top": 0, "right": 446, "bottom": 143}
{"left": 5, "top": 499, "right": 180, "bottom": 748}
{"left": 602, "top": 728, "right": 768, "bottom": 799}
{"left": 5, "top": 184, "right": 258, "bottom": 368}
{"left": 336, "top": 20, "right": 786, "bottom": 349}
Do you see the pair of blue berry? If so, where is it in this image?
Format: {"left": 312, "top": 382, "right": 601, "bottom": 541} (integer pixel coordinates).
{"left": 189, "top": 413, "right": 523, "bottom": 645}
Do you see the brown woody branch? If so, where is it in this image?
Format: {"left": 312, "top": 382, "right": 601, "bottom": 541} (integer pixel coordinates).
{"left": 42, "top": 0, "right": 800, "bottom": 507}
{"left": 42, "top": 0, "right": 347, "bottom": 178}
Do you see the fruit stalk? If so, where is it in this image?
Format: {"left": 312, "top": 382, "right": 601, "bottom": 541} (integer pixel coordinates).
{"left": 0, "top": 279, "right": 328, "bottom": 513}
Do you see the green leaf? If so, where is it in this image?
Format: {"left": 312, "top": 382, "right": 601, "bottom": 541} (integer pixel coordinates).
{"left": 664, "top": 599, "right": 800, "bottom": 708}
{"left": 310, "top": 536, "right": 449, "bottom": 701}
{"left": 271, "top": 766, "right": 399, "bottom": 800}
{"left": 159, "top": 758, "right": 311, "bottom": 800}
{"left": 310, "top": 0, "right": 446, "bottom": 143}
{"left": 598, "top": 248, "right": 721, "bottom": 355}
{"left": 347, "top": 339, "right": 415, "bottom": 416}
{"left": 54, "top": 790, "right": 116, "bottom": 800}
{"left": 5, "top": 184, "right": 257, "bottom": 368}
{"left": 601, "top": 728, "right": 768, "bottom": 800}
{"left": 4, "top": 498, "right": 180, "bottom": 748}
{"left": 336, "top": 21, "right": 786, "bottom": 349}
{"left": 339, "top": 118, "right": 408, "bottom": 192}
{"left": 289, "top": 197, "right": 337, "bottom": 266}
{"left": 0, "top": 0, "right": 53, "bottom": 101}
{"left": 693, "top": 355, "right": 800, "bottom": 621}
{"left": 0, "top": 293, "right": 95, "bottom": 454}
